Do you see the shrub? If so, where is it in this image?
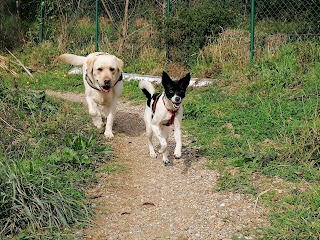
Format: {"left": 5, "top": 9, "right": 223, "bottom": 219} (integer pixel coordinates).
{"left": 163, "top": 0, "right": 242, "bottom": 65}
{"left": 0, "top": 15, "right": 25, "bottom": 50}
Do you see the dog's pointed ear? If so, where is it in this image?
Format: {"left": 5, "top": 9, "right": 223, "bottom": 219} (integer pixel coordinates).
{"left": 180, "top": 72, "right": 191, "bottom": 89}
{"left": 162, "top": 71, "right": 172, "bottom": 86}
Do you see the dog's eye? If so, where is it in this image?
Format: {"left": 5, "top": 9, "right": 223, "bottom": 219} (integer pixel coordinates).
{"left": 169, "top": 90, "right": 174, "bottom": 94}
{"left": 97, "top": 68, "right": 103, "bottom": 71}
{"left": 110, "top": 67, "right": 115, "bottom": 72}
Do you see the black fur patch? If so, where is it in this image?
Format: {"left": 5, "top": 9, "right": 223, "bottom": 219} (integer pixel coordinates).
{"left": 149, "top": 93, "right": 160, "bottom": 108}
{"left": 141, "top": 88, "right": 151, "bottom": 101}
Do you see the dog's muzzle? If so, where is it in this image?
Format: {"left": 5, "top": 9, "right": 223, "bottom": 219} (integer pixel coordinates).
{"left": 171, "top": 96, "right": 182, "bottom": 108}
{"left": 100, "top": 80, "right": 111, "bottom": 92}
{"left": 174, "top": 96, "right": 181, "bottom": 103}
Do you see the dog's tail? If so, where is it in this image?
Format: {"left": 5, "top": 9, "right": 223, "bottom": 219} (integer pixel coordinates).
{"left": 57, "top": 54, "right": 86, "bottom": 66}
{"left": 139, "top": 80, "right": 155, "bottom": 100}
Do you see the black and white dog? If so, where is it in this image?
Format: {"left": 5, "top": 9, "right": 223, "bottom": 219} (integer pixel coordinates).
{"left": 139, "top": 71, "right": 190, "bottom": 165}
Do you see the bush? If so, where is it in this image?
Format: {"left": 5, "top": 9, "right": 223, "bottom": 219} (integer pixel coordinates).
{"left": 163, "top": 0, "right": 242, "bottom": 65}
{"left": 0, "top": 15, "right": 25, "bottom": 50}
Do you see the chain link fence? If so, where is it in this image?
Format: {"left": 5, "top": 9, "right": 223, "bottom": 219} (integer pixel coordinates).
{"left": 1, "top": 0, "right": 320, "bottom": 66}
{"left": 253, "top": 0, "right": 320, "bottom": 60}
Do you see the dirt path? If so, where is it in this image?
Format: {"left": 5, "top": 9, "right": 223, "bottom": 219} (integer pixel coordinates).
{"left": 46, "top": 90, "right": 266, "bottom": 240}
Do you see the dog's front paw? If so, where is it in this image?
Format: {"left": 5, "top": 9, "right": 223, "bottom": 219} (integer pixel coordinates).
{"left": 163, "top": 158, "right": 170, "bottom": 166}
{"left": 174, "top": 152, "right": 181, "bottom": 159}
{"left": 104, "top": 131, "right": 114, "bottom": 139}
{"left": 150, "top": 152, "right": 157, "bottom": 158}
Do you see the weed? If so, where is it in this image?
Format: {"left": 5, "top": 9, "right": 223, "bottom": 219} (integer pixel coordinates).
{"left": 0, "top": 85, "right": 112, "bottom": 238}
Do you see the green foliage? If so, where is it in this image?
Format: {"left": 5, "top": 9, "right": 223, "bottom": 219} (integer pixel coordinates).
{"left": 183, "top": 41, "right": 320, "bottom": 238}
{"left": 0, "top": 84, "right": 112, "bottom": 238}
{"left": 0, "top": 15, "right": 25, "bottom": 50}
{"left": 0, "top": 158, "right": 90, "bottom": 237}
{"left": 122, "top": 80, "right": 146, "bottom": 104}
{"left": 164, "top": 0, "right": 241, "bottom": 64}
{"left": 185, "top": 41, "right": 320, "bottom": 179}
{"left": 256, "top": 0, "right": 320, "bottom": 33}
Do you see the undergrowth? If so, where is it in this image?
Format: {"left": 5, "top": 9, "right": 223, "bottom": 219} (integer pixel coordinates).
{"left": 184, "top": 41, "right": 320, "bottom": 239}
{"left": 0, "top": 84, "right": 112, "bottom": 238}
{"left": 1, "top": 30, "right": 320, "bottom": 239}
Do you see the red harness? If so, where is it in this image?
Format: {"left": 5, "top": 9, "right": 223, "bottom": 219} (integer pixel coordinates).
{"left": 152, "top": 95, "right": 179, "bottom": 126}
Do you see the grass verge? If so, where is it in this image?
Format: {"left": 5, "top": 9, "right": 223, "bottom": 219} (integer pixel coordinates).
{"left": 183, "top": 41, "right": 320, "bottom": 239}
{"left": 2, "top": 39, "right": 320, "bottom": 239}
{"left": 0, "top": 83, "right": 112, "bottom": 239}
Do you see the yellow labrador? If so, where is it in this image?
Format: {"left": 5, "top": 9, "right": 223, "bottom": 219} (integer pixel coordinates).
{"left": 58, "top": 52, "right": 124, "bottom": 138}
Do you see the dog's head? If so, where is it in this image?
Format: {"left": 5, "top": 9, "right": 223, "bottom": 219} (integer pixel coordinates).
{"left": 162, "top": 71, "right": 191, "bottom": 108}
{"left": 86, "top": 52, "right": 124, "bottom": 92}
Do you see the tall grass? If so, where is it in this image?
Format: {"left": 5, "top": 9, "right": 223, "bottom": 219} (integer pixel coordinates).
{"left": 0, "top": 84, "right": 112, "bottom": 238}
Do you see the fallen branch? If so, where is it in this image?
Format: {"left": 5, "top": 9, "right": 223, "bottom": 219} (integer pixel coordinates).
{"left": 5, "top": 48, "right": 33, "bottom": 77}
{"left": 100, "top": 0, "right": 114, "bottom": 25}
{"left": 0, "top": 59, "right": 19, "bottom": 77}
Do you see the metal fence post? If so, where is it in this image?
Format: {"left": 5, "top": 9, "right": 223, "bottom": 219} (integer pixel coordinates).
{"left": 95, "top": 0, "right": 99, "bottom": 52}
{"left": 166, "top": 0, "right": 171, "bottom": 63}
{"left": 39, "top": 0, "right": 44, "bottom": 42}
{"left": 250, "top": 0, "right": 255, "bottom": 63}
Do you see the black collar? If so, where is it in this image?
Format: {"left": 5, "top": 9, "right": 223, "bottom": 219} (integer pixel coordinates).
{"left": 85, "top": 73, "right": 123, "bottom": 91}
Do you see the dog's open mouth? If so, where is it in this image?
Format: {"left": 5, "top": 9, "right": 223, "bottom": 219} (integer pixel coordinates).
{"left": 100, "top": 85, "right": 111, "bottom": 92}
{"left": 173, "top": 102, "right": 181, "bottom": 108}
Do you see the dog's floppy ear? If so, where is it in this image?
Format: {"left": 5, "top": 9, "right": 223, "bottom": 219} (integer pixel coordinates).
{"left": 86, "top": 52, "right": 106, "bottom": 81}
{"left": 86, "top": 55, "right": 96, "bottom": 81}
{"left": 179, "top": 72, "right": 191, "bottom": 89}
{"left": 115, "top": 57, "right": 124, "bottom": 72}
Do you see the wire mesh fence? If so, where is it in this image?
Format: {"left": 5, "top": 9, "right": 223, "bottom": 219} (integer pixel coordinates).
{"left": 253, "top": 0, "right": 320, "bottom": 60}
{"left": 255, "top": 0, "right": 320, "bottom": 38}
{"left": 1, "top": 0, "right": 320, "bottom": 65}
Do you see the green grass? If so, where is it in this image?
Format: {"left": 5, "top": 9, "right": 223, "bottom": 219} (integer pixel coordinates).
{"left": 263, "top": 185, "right": 320, "bottom": 239}
{"left": 0, "top": 84, "right": 112, "bottom": 238}
{"left": 183, "top": 41, "right": 320, "bottom": 238}
{"left": 2, "top": 36, "right": 320, "bottom": 239}
{"left": 121, "top": 80, "right": 146, "bottom": 104}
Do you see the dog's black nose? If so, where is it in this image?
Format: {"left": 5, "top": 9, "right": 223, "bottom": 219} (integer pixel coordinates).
{"left": 104, "top": 80, "right": 110, "bottom": 86}
{"left": 175, "top": 96, "right": 181, "bottom": 102}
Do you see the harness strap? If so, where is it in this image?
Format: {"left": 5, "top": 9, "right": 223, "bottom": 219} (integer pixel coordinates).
{"left": 152, "top": 94, "right": 179, "bottom": 126}
{"left": 152, "top": 94, "right": 161, "bottom": 113}
{"left": 85, "top": 73, "right": 101, "bottom": 91}
{"left": 164, "top": 109, "right": 177, "bottom": 126}
{"left": 162, "top": 96, "right": 179, "bottom": 126}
